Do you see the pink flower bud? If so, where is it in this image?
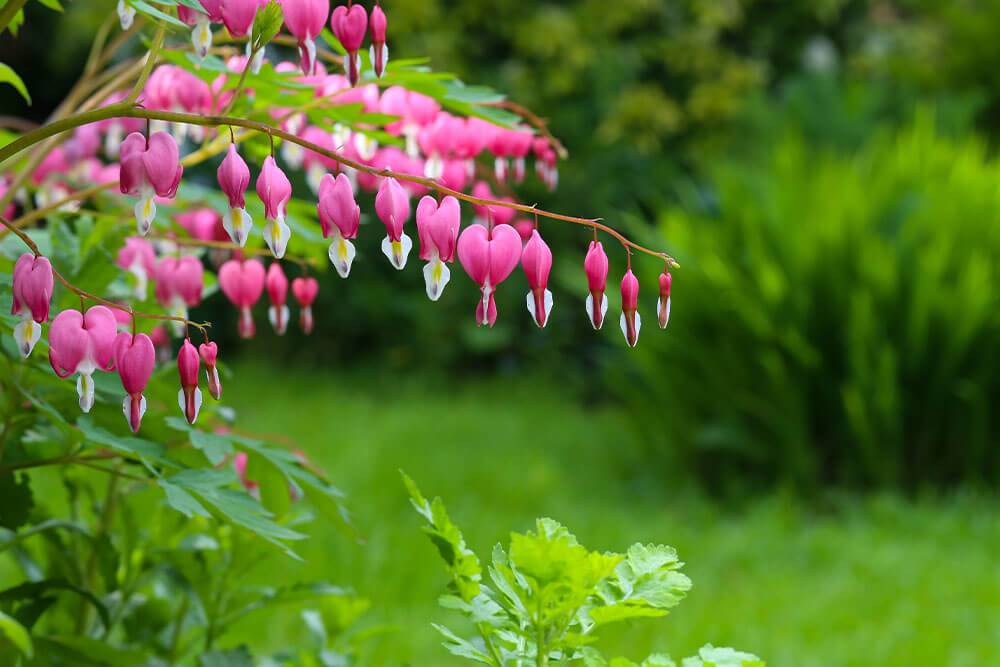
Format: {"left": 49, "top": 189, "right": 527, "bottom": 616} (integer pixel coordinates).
{"left": 375, "top": 175, "right": 412, "bottom": 269}
{"left": 657, "top": 271, "right": 672, "bottom": 330}
{"left": 457, "top": 223, "right": 522, "bottom": 327}
{"left": 416, "top": 195, "right": 461, "bottom": 301}
{"left": 199, "top": 341, "right": 223, "bottom": 400}
{"left": 119, "top": 131, "right": 183, "bottom": 235}
{"left": 177, "top": 338, "right": 202, "bottom": 425}
{"left": 512, "top": 219, "right": 534, "bottom": 242}
{"left": 218, "top": 144, "right": 254, "bottom": 247}
{"left": 331, "top": 3, "right": 368, "bottom": 85}
{"left": 282, "top": 0, "right": 329, "bottom": 74}
{"left": 369, "top": 3, "right": 388, "bottom": 77}
{"left": 11, "top": 255, "right": 54, "bottom": 353}
{"left": 620, "top": 269, "right": 641, "bottom": 348}
{"left": 219, "top": 258, "right": 266, "bottom": 338}
{"left": 584, "top": 241, "right": 609, "bottom": 330}
{"left": 291, "top": 276, "right": 319, "bottom": 334}
{"left": 317, "top": 173, "right": 360, "bottom": 278}
{"left": 266, "top": 262, "right": 290, "bottom": 335}
{"left": 232, "top": 451, "right": 260, "bottom": 495}
{"left": 521, "top": 229, "right": 553, "bottom": 328}
{"left": 113, "top": 331, "right": 156, "bottom": 433}
{"left": 256, "top": 156, "right": 293, "bottom": 258}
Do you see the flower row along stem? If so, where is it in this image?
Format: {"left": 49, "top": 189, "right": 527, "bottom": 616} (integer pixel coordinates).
{"left": 0, "top": 104, "right": 678, "bottom": 266}
{"left": 0, "top": 215, "right": 213, "bottom": 334}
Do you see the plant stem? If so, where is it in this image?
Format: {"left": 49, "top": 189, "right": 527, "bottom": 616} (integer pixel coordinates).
{"left": 125, "top": 23, "right": 165, "bottom": 105}
{"left": 0, "top": 105, "right": 678, "bottom": 265}
{"left": 0, "top": 0, "right": 28, "bottom": 35}
{"left": 0, "top": 215, "right": 214, "bottom": 334}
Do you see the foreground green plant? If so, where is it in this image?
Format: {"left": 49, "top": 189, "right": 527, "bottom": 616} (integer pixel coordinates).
{"left": 403, "top": 473, "right": 763, "bottom": 667}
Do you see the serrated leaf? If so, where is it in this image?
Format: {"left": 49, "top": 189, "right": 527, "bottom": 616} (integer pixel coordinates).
{"left": 165, "top": 417, "right": 233, "bottom": 466}
{"left": 432, "top": 623, "right": 493, "bottom": 665}
{"left": 76, "top": 415, "right": 174, "bottom": 469}
{"left": 0, "top": 610, "right": 32, "bottom": 657}
{"left": 0, "top": 63, "right": 30, "bottom": 105}
{"left": 34, "top": 635, "right": 147, "bottom": 665}
{"left": 681, "top": 645, "right": 764, "bottom": 667}
{"left": 251, "top": 1, "right": 283, "bottom": 52}
{"left": 199, "top": 645, "right": 254, "bottom": 667}
{"left": 160, "top": 480, "right": 211, "bottom": 518}
{"left": 0, "top": 579, "right": 110, "bottom": 629}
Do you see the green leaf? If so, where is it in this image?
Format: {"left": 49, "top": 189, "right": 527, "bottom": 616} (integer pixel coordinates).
{"left": 160, "top": 480, "right": 211, "bottom": 518}
{"left": 0, "top": 473, "right": 34, "bottom": 531}
{"left": 0, "top": 519, "right": 90, "bottom": 555}
{"left": 128, "top": 0, "right": 187, "bottom": 28}
{"left": 165, "top": 417, "right": 233, "bottom": 466}
{"left": 680, "top": 645, "right": 764, "bottom": 667}
{"left": 251, "top": 0, "right": 283, "bottom": 52}
{"left": 35, "top": 0, "right": 63, "bottom": 12}
{"left": 34, "top": 635, "right": 147, "bottom": 665}
{"left": 0, "top": 63, "right": 30, "bottom": 105}
{"left": 0, "top": 610, "right": 32, "bottom": 658}
{"left": 198, "top": 645, "right": 254, "bottom": 667}
{"left": 0, "top": 579, "right": 110, "bottom": 629}
{"left": 76, "top": 415, "right": 173, "bottom": 469}
{"left": 432, "top": 623, "right": 493, "bottom": 665}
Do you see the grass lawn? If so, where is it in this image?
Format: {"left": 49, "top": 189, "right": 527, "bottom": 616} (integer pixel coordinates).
{"left": 223, "top": 360, "right": 1000, "bottom": 666}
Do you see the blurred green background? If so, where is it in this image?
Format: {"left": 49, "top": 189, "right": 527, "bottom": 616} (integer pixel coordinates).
{"left": 5, "top": 0, "right": 1000, "bottom": 664}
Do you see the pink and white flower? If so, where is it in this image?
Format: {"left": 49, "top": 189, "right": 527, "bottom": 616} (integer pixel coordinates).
{"left": 584, "top": 241, "right": 609, "bottom": 330}
{"left": 457, "top": 223, "right": 522, "bottom": 327}
{"left": 11, "top": 253, "right": 53, "bottom": 358}
{"left": 199, "top": 341, "right": 222, "bottom": 400}
{"left": 119, "top": 131, "right": 183, "bottom": 235}
{"left": 620, "top": 268, "right": 641, "bottom": 348}
{"left": 113, "top": 331, "right": 156, "bottom": 433}
{"left": 217, "top": 144, "right": 254, "bottom": 247}
{"left": 218, "top": 258, "right": 266, "bottom": 338}
{"left": 657, "top": 270, "right": 671, "bottom": 330}
{"left": 116, "top": 237, "right": 156, "bottom": 301}
{"left": 521, "top": 228, "right": 553, "bottom": 328}
{"left": 369, "top": 2, "right": 388, "bottom": 78}
{"left": 48, "top": 306, "right": 117, "bottom": 413}
{"left": 291, "top": 276, "right": 318, "bottom": 334}
{"left": 256, "top": 156, "right": 293, "bottom": 258}
{"left": 281, "top": 0, "right": 329, "bottom": 75}
{"left": 415, "top": 195, "right": 460, "bottom": 300}
{"left": 265, "top": 262, "right": 290, "bottom": 335}
{"left": 317, "top": 173, "right": 360, "bottom": 277}
{"left": 375, "top": 174, "right": 412, "bottom": 269}
{"left": 330, "top": 3, "right": 368, "bottom": 85}
{"left": 177, "top": 338, "right": 203, "bottom": 424}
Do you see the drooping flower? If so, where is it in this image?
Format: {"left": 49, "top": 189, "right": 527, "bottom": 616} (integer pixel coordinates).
{"left": 291, "top": 276, "right": 319, "bottom": 334}
{"left": 178, "top": 0, "right": 223, "bottom": 59}
{"left": 330, "top": 3, "right": 368, "bottom": 85}
{"left": 456, "top": 223, "right": 522, "bottom": 327}
{"left": 657, "top": 270, "right": 671, "bottom": 330}
{"left": 221, "top": 0, "right": 261, "bottom": 38}
{"left": 199, "top": 341, "right": 223, "bottom": 400}
{"left": 620, "top": 268, "right": 641, "bottom": 348}
{"left": 218, "top": 258, "right": 266, "bottom": 338}
{"left": 281, "top": 0, "right": 329, "bottom": 75}
{"left": 521, "top": 229, "right": 553, "bottom": 328}
{"left": 584, "top": 241, "right": 609, "bottom": 330}
{"left": 11, "top": 253, "right": 54, "bottom": 358}
{"left": 116, "top": 237, "right": 157, "bottom": 301}
{"left": 317, "top": 173, "right": 360, "bottom": 277}
{"left": 119, "top": 131, "right": 183, "bottom": 235}
{"left": 256, "top": 156, "right": 293, "bottom": 258}
{"left": 176, "top": 338, "right": 203, "bottom": 425}
{"left": 369, "top": 2, "right": 388, "bottom": 77}
{"left": 117, "top": 0, "right": 136, "bottom": 29}
{"left": 176, "top": 208, "right": 225, "bottom": 242}
{"left": 113, "top": 331, "right": 155, "bottom": 433}
{"left": 217, "top": 144, "right": 254, "bottom": 247}
{"left": 48, "top": 306, "right": 117, "bottom": 413}
{"left": 375, "top": 175, "right": 412, "bottom": 269}
{"left": 265, "top": 262, "right": 290, "bottom": 335}
{"left": 154, "top": 255, "right": 204, "bottom": 336}
{"left": 415, "top": 195, "right": 460, "bottom": 301}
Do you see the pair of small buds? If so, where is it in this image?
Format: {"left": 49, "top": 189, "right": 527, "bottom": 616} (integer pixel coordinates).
{"left": 176, "top": 338, "right": 224, "bottom": 426}
{"left": 264, "top": 262, "right": 320, "bottom": 335}
{"left": 218, "top": 145, "right": 292, "bottom": 259}
{"left": 331, "top": 2, "right": 389, "bottom": 84}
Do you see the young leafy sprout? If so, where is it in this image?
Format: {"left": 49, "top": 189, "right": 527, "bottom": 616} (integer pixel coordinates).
{"left": 3, "top": 0, "right": 678, "bottom": 433}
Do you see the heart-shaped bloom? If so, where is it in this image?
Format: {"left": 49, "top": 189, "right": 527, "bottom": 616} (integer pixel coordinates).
{"left": 11, "top": 253, "right": 54, "bottom": 358}
{"left": 415, "top": 195, "right": 460, "bottom": 301}
{"left": 375, "top": 175, "right": 412, "bottom": 269}
{"left": 584, "top": 241, "right": 609, "bottom": 330}
{"left": 154, "top": 255, "right": 204, "bottom": 336}
{"left": 457, "top": 223, "right": 522, "bottom": 327}
{"left": 256, "top": 156, "right": 293, "bottom": 258}
{"left": 218, "top": 144, "right": 254, "bottom": 247}
{"left": 116, "top": 237, "right": 156, "bottom": 301}
{"left": 521, "top": 229, "right": 553, "bottom": 328}
{"left": 331, "top": 3, "right": 367, "bottom": 85}
{"left": 218, "top": 258, "right": 266, "bottom": 338}
{"left": 620, "top": 268, "right": 641, "bottom": 348}
{"left": 119, "top": 131, "right": 183, "bottom": 235}
{"left": 49, "top": 306, "right": 117, "bottom": 413}
{"left": 176, "top": 209, "right": 225, "bottom": 242}
{"left": 113, "top": 331, "right": 155, "bottom": 433}
{"left": 266, "top": 262, "right": 290, "bottom": 335}
{"left": 177, "top": 338, "right": 203, "bottom": 424}
{"left": 369, "top": 3, "right": 387, "bottom": 77}
{"left": 317, "top": 173, "right": 360, "bottom": 278}
{"left": 282, "top": 0, "right": 330, "bottom": 74}
{"left": 199, "top": 341, "right": 222, "bottom": 400}
{"left": 222, "top": 0, "right": 262, "bottom": 38}
{"left": 657, "top": 270, "right": 672, "bottom": 330}
{"left": 291, "top": 276, "right": 319, "bottom": 334}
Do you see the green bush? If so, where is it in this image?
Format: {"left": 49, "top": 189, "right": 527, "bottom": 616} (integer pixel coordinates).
{"left": 622, "top": 109, "right": 1000, "bottom": 492}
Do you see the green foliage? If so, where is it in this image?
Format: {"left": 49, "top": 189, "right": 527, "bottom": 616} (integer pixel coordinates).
{"left": 0, "top": 63, "right": 30, "bottom": 105}
{"left": 404, "top": 474, "right": 759, "bottom": 666}
{"left": 622, "top": 106, "right": 1000, "bottom": 492}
